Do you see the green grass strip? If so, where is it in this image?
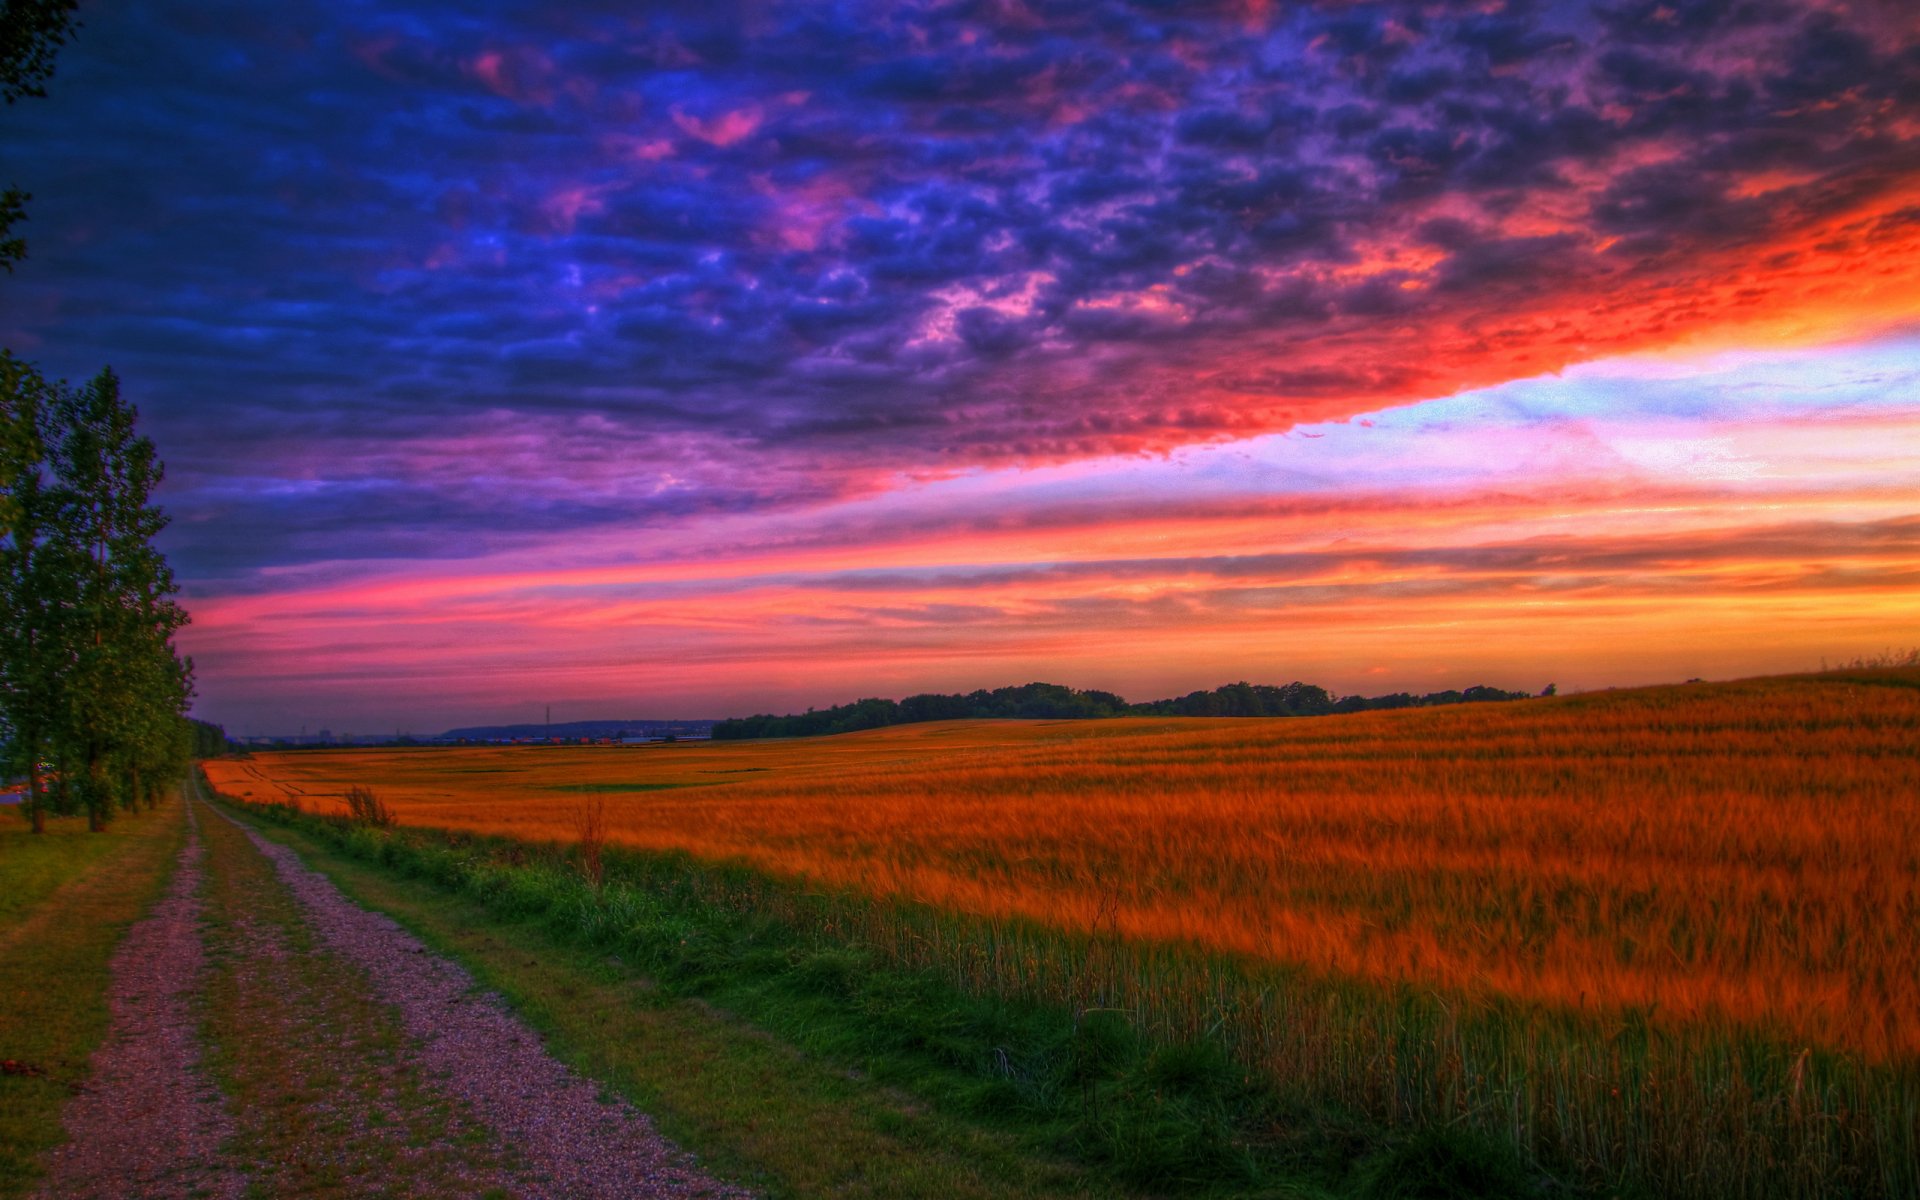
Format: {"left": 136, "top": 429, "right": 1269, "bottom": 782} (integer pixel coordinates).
{"left": 0, "top": 799, "right": 188, "bottom": 1199}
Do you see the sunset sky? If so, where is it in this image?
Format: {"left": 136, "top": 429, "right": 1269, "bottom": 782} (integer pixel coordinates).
{"left": 3, "top": 0, "right": 1917, "bottom": 733}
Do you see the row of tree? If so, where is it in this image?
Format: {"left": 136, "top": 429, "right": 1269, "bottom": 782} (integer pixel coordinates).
{"left": 711, "top": 678, "right": 1545, "bottom": 740}
{"left": 1135, "top": 680, "right": 1546, "bottom": 717}
{"left": 188, "top": 717, "right": 232, "bottom": 759}
{"left": 1, "top": 353, "right": 197, "bottom": 831}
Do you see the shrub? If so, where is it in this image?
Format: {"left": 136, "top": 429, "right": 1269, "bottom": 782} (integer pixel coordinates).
{"left": 343, "top": 785, "right": 394, "bottom": 828}
{"left": 1357, "top": 1127, "right": 1531, "bottom": 1200}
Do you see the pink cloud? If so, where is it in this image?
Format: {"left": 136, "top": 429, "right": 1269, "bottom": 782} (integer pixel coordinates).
{"left": 670, "top": 104, "right": 764, "bottom": 147}
{"left": 751, "top": 172, "right": 875, "bottom": 251}
{"left": 539, "top": 184, "right": 609, "bottom": 235}
{"left": 466, "top": 46, "right": 559, "bottom": 106}
{"left": 602, "top": 133, "right": 677, "bottom": 163}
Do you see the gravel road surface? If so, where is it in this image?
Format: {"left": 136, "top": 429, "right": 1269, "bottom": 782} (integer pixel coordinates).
{"left": 34, "top": 790, "right": 750, "bottom": 1200}
{"left": 206, "top": 799, "right": 750, "bottom": 1199}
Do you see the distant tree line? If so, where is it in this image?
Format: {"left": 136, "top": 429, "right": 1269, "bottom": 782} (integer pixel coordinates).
{"left": 712, "top": 679, "right": 1542, "bottom": 740}
{"left": 1, "top": 353, "right": 197, "bottom": 832}
{"left": 188, "top": 718, "right": 232, "bottom": 759}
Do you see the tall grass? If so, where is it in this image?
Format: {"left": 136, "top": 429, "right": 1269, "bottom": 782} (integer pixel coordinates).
{"left": 208, "top": 670, "right": 1920, "bottom": 1198}
{"left": 573, "top": 796, "right": 607, "bottom": 890}
{"left": 342, "top": 785, "right": 393, "bottom": 828}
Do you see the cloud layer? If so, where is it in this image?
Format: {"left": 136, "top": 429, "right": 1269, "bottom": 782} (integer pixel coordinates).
{"left": 6, "top": 1, "right": 1920, "bottom": 572}
{"left": 2, "top": 1, "right": 1916, "bottom": 726}
{"left": 174, "top": 343, "right": 1920, "bottom": 731}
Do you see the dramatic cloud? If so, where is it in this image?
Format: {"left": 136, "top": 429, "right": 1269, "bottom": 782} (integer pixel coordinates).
{"left": 172, "top": 343, "right": 1920, "bottom": 730}
{"left": 2, "top": 1, "right": 1915, "bottom": 725}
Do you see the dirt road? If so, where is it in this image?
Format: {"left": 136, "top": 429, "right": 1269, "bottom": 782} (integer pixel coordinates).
{"left": 31, "top": 783, "right": 750, "bottom": 1200}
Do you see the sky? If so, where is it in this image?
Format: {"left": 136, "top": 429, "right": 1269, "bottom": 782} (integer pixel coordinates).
{"left": 3, "top": 0, "right": 1917, "bottom": 733}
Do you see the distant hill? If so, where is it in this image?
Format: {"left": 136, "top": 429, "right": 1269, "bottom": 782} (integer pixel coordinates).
{"left": 437, "top": 719, "right": 716, "bottom": 741}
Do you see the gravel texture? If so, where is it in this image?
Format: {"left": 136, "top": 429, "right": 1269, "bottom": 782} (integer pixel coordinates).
{"left": 205, "top": 800, "right": 751, "bottom": 1200}
{"left": 32, "top": 803, "right": 245, "bottom": 1200}
{"left": 205, "top": 855, "right": 536, "bottom": 1198}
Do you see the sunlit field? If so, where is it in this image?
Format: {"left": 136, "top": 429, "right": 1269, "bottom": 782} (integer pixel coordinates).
{"left": 211, "top": 669, "right": 1920, "bottom": 1194}
{"left": 210, "top": 670, "right": 1920, "bottom": 1058}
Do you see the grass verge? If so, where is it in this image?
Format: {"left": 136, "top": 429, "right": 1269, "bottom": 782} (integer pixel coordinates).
{"left": 0, "top": 798, "right": 186, "bottom": 1199}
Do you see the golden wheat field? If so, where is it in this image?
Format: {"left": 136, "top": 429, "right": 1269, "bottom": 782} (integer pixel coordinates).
{"left": 208, "top": 669, "right": 1920, "bottom": 1063}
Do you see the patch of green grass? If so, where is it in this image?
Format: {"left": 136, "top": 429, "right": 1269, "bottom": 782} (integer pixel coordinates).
{"left": 0, "top": 800, "right": 186, "bottom": 1200}
{"left": 1355, "top": 1127, "right": 1532, "bottom": 1200}
{"left": 0, "top": 809, "right": 147, "bottom": 930}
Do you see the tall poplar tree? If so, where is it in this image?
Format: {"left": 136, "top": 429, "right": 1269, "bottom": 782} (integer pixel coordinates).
{"left": 51, "top": 368, "right": 191, "bottom": 830}
{"left": 0, "top": 350, "right": 58, "bottom": 830}
{"left": 3, "top": 359, "right": 191, "bottom": 831}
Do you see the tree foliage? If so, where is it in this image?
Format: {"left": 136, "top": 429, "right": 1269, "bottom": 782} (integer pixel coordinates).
{"left": 712, "top": 678, "right": 1537, "bottom": 740}
{"left": 0, "top": 0, "right": 81, "bottom": 271}
{"left": 0, "top": 0, "right": 78, "bottom": 103}
{"left": 1, "top": 353, "right": 195, "bottom": 831}
{"left": 189, "top": 717, "right": 232, "bottom": 758}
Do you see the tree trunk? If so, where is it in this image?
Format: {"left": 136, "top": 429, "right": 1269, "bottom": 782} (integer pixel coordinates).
{"left": 86, "top": 748, "right": 107, "bottom": 832}
{"left": 26, "top": 757, "right": 44, "bottom": 834}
